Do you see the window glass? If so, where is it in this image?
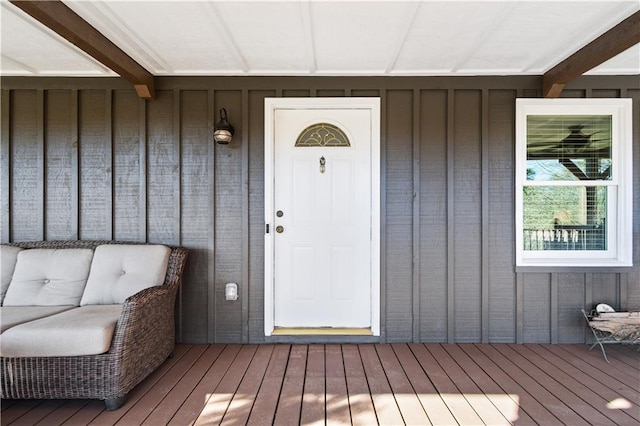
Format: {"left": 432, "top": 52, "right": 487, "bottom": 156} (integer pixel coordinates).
{"left": 526, "top": 115, "right": 612, "bottom": 181}
{"left": 295, "top": 123, "right": 350, "bottom": 147}
{"left": 522, "top": 186, "right": 607, "bottom": 251}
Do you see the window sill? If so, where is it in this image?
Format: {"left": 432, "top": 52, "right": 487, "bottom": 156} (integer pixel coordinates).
{"left": 515, "top": 265, "right": 634, "bottom": 273}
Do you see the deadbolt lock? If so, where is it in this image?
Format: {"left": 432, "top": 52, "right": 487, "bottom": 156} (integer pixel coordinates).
{"left": 276, "top": 210, "right": 284, "bottom": 217}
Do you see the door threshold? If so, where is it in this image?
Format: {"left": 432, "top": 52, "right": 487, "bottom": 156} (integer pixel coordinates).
{"left": 272, "top": 327, "right": 373, "bottom": 336}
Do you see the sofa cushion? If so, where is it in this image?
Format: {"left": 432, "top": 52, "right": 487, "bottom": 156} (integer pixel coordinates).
{"left": 0, "top": 305, "right": 123, "bottom": 357}
{"left": 80, "top": 244, "right": 170, "bottom": 305}
{"left": 0, "top": 306, "right": 75, "bottom": 332}
{"left": 3, "top": 249, "right": 94, "bottom": 306}
{"left": 1, "top": 246, "right": 23, "bottom": 305}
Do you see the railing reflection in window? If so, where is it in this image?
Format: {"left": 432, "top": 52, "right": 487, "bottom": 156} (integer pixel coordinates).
{"left": 523, "top": 225, "right": 606, "bottom": 250}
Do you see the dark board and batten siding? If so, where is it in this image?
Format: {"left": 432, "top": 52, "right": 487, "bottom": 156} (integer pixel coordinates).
{"left": 1, "top": 76, "right": 639, "bottom": 344}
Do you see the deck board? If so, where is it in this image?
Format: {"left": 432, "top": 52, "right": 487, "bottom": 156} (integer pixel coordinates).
{"left": 409, "top": 343, "right": 484, "bottom": 425}
{"left": 1, "top": 400, "right": 42, "bottom": 425}
{"left": 221, "top": 344, "right": 274, "bottom": 426}
{"left": 519, "top": 344, "right": 638, "bottom": 425}
{"left": 32, "top": 400, "right": 92, "bottom": 426}
{"left": 100, "top": 344, "right": 210, "bottom": 425}
{"left": 358, "top": 344, "right": 405, "bottom": 425}
{"left": 341, "top": 345, "right": 377, "bottom": 426}
{"left": 427, "top": 344, "right": 510, "bottom": 425}
{"left": 195, "top": 344, "right": 259, "bottom": 425}
{"left": 168, "top": 344, "right": 242, "bottom": 426}
{"left": 392, "top": 343, "right": 458, "bottom": 425}
{"left": 59, "top": 400, "right": 105, "bottom": 425}
{"left": 2, "top": 343, "right": 639, "bottom": 425}
{"left": 458, "top": 344, "right": 559, "bottom": 424}
{"left": 375, "top": 344, "right": 430, "bottom": 425}
{"left": 555, "top": 344, "right": 640, "bottom": 403}
{"left": 324, "top": 344, "right": 351, "bottom": 425}
{"left": 560, "top": 343, "right": 640, "bottom": 385}
{"left": 496, "top": 344, "right": 613, "bottom": 425}
{"left": 440, "top": 344, "right": 533, "bottom": 425}
{"left": 476, "top": 344, "right": 590, "bottom": 425}
{"left": 246, "top": 344, "right": 289, "bottom": 426}
{"left": 609, "top": 347, "right": 640, "bottom": 370}
{"left": 300, "top": 345, "right": 325, "bottom": 426}
{"left": 139, "top": 345, "right": 225, "bottom": 425}
{"left": 7, "top": 400, "right": 66, "bottom": 426}
{"left": 273, "top": 344, "right": 307, "bottom": 426}
{"left": 85, "top": 343, "right": 196, "bottom": 425}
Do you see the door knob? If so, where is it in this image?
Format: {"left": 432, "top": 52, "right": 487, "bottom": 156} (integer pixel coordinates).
{"left": 276, "top": 225, "right": 284, "bottom": 233}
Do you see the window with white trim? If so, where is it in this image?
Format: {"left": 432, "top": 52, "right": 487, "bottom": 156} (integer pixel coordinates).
{"left": 515, "top": 99, "right": 632, "bottom": 268}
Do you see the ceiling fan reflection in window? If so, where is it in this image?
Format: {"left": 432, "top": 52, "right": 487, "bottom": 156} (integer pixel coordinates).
{"left": 526, "top": 118, "right": 612, "bottom": 181}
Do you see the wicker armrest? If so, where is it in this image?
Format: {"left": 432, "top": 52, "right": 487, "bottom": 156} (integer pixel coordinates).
{"left": 108, "top": 247, "right": 187, "bottom": 383}
{"left": 114, "top": 283, "right": 178, "bottom": 348}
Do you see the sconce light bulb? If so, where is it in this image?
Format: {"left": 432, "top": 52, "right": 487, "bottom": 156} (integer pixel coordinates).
{"left": 225, "top": 283, "right": 238, "bottom": 301}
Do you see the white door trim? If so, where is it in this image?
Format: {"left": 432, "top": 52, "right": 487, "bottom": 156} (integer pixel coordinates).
{"left": 264, "top": 97, "right": 380, "bottom": 336}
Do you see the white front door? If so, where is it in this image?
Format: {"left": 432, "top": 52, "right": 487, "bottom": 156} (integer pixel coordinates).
{"left": 264, "top": 98, "right": 380, "bottom": 335}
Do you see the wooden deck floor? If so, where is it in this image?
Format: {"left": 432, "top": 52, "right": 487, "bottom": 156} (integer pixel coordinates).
{"left": 2, "top": 343, "right": 639, "bottom": 425}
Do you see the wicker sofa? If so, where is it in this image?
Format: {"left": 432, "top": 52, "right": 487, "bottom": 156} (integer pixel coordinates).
{"left": 0, "top": 240, "right": 188, "bottom": 410}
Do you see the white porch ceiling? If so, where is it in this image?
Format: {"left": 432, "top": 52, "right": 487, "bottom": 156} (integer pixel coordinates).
{"left": 1, "top": 0, "right": 639, "bottom": 78}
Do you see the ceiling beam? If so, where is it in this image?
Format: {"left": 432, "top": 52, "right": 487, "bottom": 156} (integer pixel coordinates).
{"left": 542, "top": 10, "right": 640, "bottom": 98}
{"left": 9, "top": 0, "right": 154, "bottom": 99}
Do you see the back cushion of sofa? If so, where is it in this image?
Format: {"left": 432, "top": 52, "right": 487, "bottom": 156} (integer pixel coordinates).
{"left": 80, "top": 244, "right": 170, "bottom": 305}
{"left": 3, "top": 248, "right": 94, "bottom": 306}
{"left": 1, "top": 245, "right": 23, "bottom": 305}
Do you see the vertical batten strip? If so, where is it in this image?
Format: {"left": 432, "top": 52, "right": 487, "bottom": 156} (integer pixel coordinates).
{"left": 139, "top": 99, "right": 147, "bottom": 242}
{"left": 516, "top": 272, "right": 523, "bottom": 344}
{"left": 620, "top": 88, "right": 631, "bottom": 313}
{"left": 172, "top": 89, "right": 183, "bottom": 344}
{"left": 379, "top": 89, "right": 387, "bottom": 341}
{"left": 481, "top": 89, "right": 489, "bottom": 343}
{"left": 619, "top": 274, "right": 627, "bottom": 311}
{"left": 208, "top": 89, "right": 216, "bottom": 343}
{"left": 550, "top": 273, "right": 558, "bottom": 343}
{"left": 412, "top": 89, "right": 420, "bottom": 342}
{"left": 106, "top": 90, "right": 114, "bottom": 240}
{"left": 446, "top": 89, "right": 455, "bottom": 343}
{"left": 37, "top": 90, "right": 45, "bottom": 240}
{"left": 173, "top": 90, "right": 182, "bottom": 246}
{"left": 70, "top": 89, "right": 79, "bottom": 240}
{"left": 515, "top": 88, "right": 524, "bottom": 344}
{"left": 1, "top": 90, "right": 10, "bottom": 242}
{"left": 241, "top": 89, "right": 250, "bottom": 343}
{"left": 584, "top": 273, "right": 593, "bottom": 309}
{"left": 585, "top": 273, "right": 593, "bottom": 341}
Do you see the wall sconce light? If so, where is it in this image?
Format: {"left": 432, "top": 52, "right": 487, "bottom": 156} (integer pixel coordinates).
{"left": 214, "top": 108, "right": 234, "bottom": 145}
